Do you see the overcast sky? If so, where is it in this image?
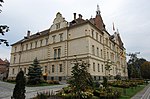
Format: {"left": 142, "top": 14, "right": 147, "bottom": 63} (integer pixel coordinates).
{"left": 0, "top": 0, "right": 150, "bottom": 61}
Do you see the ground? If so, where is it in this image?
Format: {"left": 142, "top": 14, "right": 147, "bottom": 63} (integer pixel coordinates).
{"left": 0, "top": 81, "right": 67, "bottom": 99}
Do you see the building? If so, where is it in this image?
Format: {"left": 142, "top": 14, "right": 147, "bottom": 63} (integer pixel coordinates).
{"left": 8, "top": 5, "right": 128, "bottom": 81}
{"left": 0, "top": 58, "right": 9, "bottom": 80}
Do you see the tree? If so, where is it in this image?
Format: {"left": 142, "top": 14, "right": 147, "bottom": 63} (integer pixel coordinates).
{"left": 105, "top": 59, "right": 113, "bottom": 79}
{"left": 127, "top": 56, "right": 146, "bottom": 79}
{"left": 0, "top": 0, "right": 9, "bottom": 46}
{"left": 27, "top": 58, "right": 42, "bottom": 85}
{"left": 12, "top": 70, "right": 26, "bottom": 99}
{"left": 68, "top": 59, "right": 93, "bottom": 98}
{"left": 141, "top": 61, "right": 150, "bottom": 79}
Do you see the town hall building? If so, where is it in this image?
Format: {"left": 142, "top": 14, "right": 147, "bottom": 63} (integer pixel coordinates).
{"left": 8, "top": 5, "right": 128, "bottom": 81}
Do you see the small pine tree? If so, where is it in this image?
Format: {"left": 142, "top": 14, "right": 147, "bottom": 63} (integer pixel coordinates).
{"left": 69, "top": 60, "right": 93, "bottom": 98}
{"left": 27, "top": 58, "right": 42, "bottom": 85}
{"left": 12, "top": 70, "right": 26, "bottom": 99}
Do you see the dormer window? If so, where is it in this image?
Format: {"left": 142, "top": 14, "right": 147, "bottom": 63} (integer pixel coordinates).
{"left": 56, "top": 23, "right": 60, "bottom": 29}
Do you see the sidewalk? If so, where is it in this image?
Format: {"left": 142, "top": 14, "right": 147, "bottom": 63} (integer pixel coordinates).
{"left": 131, "top": 83, "right": 150, "bottom": 99}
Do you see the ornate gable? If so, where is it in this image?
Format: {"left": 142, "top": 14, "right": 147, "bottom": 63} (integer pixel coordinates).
{"left": 50, "top": 12, "right": 68, "bottom": 32}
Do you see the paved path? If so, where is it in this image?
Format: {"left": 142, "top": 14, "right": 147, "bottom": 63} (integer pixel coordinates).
{"left": 131, "top": 83, "right": 150, "bottom": 99}
{"left": 0, "top": 81, "right": 67, "bottom": 99}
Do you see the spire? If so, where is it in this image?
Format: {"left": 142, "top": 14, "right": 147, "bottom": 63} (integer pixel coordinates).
{"left": 113, "top": 22, "right": 115, "bottom": 31}
{"left": 96, "top": 4, "right": 101, "bottom": 15}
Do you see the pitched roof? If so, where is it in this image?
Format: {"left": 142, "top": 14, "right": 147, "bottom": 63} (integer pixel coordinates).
{"left": 11, "top": 29, "right": 49, "bottom": 46}
{"left": 0, "top": 58, "right": 7, "bottom": 65}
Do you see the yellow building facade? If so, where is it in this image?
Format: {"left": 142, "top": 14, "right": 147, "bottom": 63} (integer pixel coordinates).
{"left": 9, "top": 7, "right": 128, "bottom": 81}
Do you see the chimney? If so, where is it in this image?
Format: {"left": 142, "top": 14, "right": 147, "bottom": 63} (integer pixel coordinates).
{"left": 78, "top": 14, "right": 82, "bottom": 19}
{"left": 73, "top": 13, "right": 76, "bottom": 20}
{"left": 27, "top": 30, "right": 30, "bottom": 38}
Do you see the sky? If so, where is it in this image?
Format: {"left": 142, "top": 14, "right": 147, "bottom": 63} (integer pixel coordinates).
{"left": 0, "top": 0, "right": 150, "bottom": 61}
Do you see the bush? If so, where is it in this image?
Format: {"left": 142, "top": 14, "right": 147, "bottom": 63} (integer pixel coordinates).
{"left": 47, "top": 80, "right": 59, "bottom": 84}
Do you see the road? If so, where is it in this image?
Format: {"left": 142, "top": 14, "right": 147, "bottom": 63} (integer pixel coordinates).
{"left": 0, "top": 81, "right": 67, "bottom": 99}
{"left": 132, "top": 83, "right": 150, "bottom": 99}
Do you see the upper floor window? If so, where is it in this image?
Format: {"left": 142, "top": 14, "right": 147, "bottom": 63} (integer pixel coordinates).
{"left": 92, "top": 45, "right": 95, "bottom": 55}
{"left": 30, "top": 42, "right": 32, "bottom": 49}
{"left": 56, "top": 23, "right": 60, "bottom": 29}
{"left": 24, "top": 67, "right": 26, "bottom": 74}
{"left": 102, "top": 65, "right": 104, "bottom": 72}
{"left": 58, "top": 48, "right": 61, "bottom": 59}
{"left": 22, "top": 45, "right": 24, "bottom": 51}
{"left": 45, "top": 38, "right": 48, "bottom": 45}
{"left": 100, "top": 35, "right": 102, "bottom": 43}
{"left": 59, "top": 64, "right": 62, "bottom": 72}
{"left": 96, "top": 32, "right": 98, "bottom": 40}
{"left": 101, "top": 49, "right": 103, "bottom": 58}
{"left": 12, "top": 68, "right": 15, "bottom": 74}
{"left": 52, "top": 35, "right": 56, "bottom": 43}
{"left": 26, "top": 44, "right": 28, "bottom": 50}
{"left": 54, "top": 49, "right": 57, "bottom": 59}
{"left": 40, "top": 39, "right": 43, "bottom": 47}
{"left": 59, "top": 33, "right": 63, "bottom": 41}
{"left": 52, "top": 65, "right": 55, "bottom": 73}
{"left": 93, "top": 62, "right": 95, "bottom": 71}
{"left": 98, "top": 64, "right": 100, "bottom": 72}
{"left": 13, "top": 56, "right": 16, "bottom": 64}
{"left": 97, "top": 47, "right": 99, "bottom": 56}
{"left": 91, "top": 29, "right": 94, "bottom": 38}
{"left": 35, "top": 41, "right": 38, "bottom": 48}
{"left": 105, "top": 38, "right": 108, "bottom": 46}
{"left": 14, "top": 47, "right": 17, "bottom": 52}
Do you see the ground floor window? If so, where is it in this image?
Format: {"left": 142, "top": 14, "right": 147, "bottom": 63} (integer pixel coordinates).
{"left": 51, "top": 77, "right": 54, "bottom": 80}
{"left": 59, "top": 77, "right": 62, "bottom": 81}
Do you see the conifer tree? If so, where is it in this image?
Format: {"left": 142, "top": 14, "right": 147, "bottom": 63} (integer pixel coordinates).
{"left": 69, "top": 60, "right": 93, "bottom": 98}
{"left": 12, "top": 70, "right": 26, "bottom": 99}
{"left": 27, "top": 58, "right": 42, "bottom": 85}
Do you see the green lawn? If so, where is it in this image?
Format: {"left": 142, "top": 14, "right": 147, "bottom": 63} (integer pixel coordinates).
{"left": 117, "top": 84, "right": 146, "bottom": 99}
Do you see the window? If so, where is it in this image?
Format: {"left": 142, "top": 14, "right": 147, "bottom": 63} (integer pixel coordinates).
{"left": 13, "top": 56, "right": 16, "bottom": 64}
{"left": 98, "top": 64, "right": 100, "bottom": 72}
{"left": 12, "top": 68, "right": 15, "bottom": 74}
{"left": 30, "top": 42, "right": 32, "bottom": 49}
{"left": 93, "top": 62, "right": 95, "bottom": 71}
{"left": 58, "top": 48, "right": 61, "bottom": 59}
{"left": 45, "top": 66, "right": 47, "bottom": 73}
{"left": 26, "top": 44, "right": 28, "bottom": 50}
{"left": 101, "top": 49, "right": 103, "bottom": 58}
{"left": 96, "top": 32, "right": 98, "bottom": 40}
{"left": 100, "top": 35, "right": 102, "bottom": 43}
{"left": 105, "top": 38, "right": 108, "bottom": 45}
{"left": 97, "top": 47, "right": 99, "bottom": 56}
{"left": 22, "top": 45, "right": 24, "bottom": 51}
{"left": 59, "top": 33, "right": 63, "bottom": 41}
{"left": 102, "top": 65, "right": 104, "bottom": 72}
{"left": 56, "top": 23, "right": 60, "bottom": 29}
{"left": 24, "top": 68, "right": 26, "bottom": 74}
{"left": 45, "top": 38, "right": 48, "bottom": 45}
{"left": 52, "top": 35, "right": 56, "bottom": 43}
{"left": 59, "top": 77, "right": 62, "bottom": 81}
{"left": 59, "top": 64, "right": 62, "bottom": 72}
{"left": 40, "top": 39, "right": 43, "bottom": 46}
{"left": 14, "top": 47, "right": 17, "bottom": 52}
{"left": 54, "top": 49, "right": 57, "bottom": 59}
{"left": 91, "top": 29, "right": 94, "bottom": 38}
{"left": 52, "top": 65, "right": 55, "bottom": 73}
{"left": 51, "top": 77, "right": 54, "bottom": 80}
{"left": 107, "top": 52, "right": 109, "bottom": 59}
{"left": 35, "top": 41, "right": 38, "bottom": 48}
{"left": 92, "top": 45, "right": 95, "bottom": 55}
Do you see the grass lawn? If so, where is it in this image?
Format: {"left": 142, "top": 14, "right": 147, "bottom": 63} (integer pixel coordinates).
{"left": 117, "top": 84, "right": 147, "bottom": 99}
